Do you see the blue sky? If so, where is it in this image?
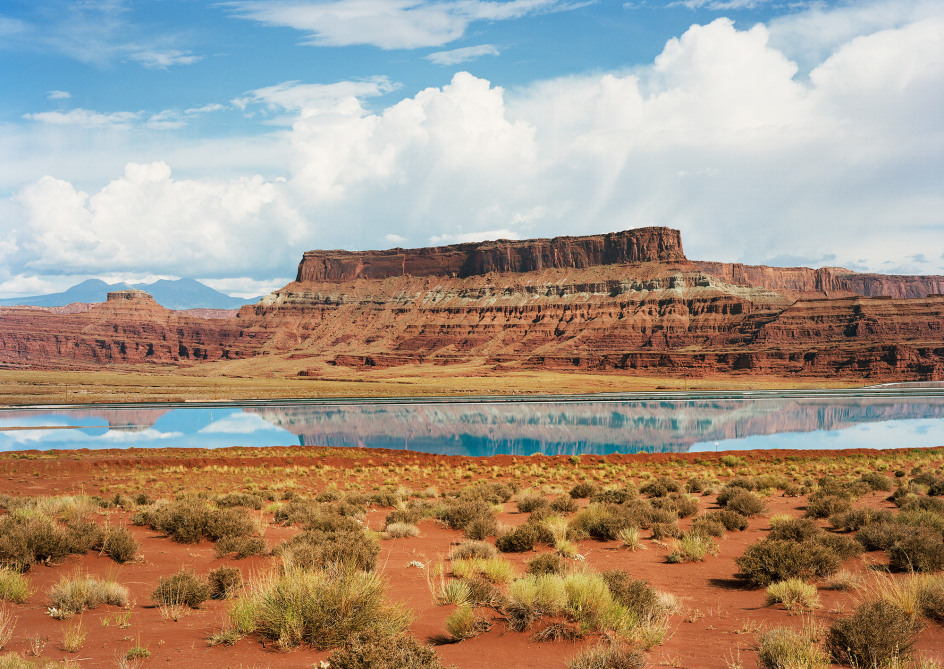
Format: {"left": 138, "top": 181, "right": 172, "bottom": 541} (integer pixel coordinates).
{"left": 0, "top": 0, "right": 941, "bottom": 298}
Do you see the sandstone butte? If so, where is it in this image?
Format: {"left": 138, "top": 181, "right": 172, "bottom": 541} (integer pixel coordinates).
{"left": 1, "top": 227, "right": 943, "bottom": 382}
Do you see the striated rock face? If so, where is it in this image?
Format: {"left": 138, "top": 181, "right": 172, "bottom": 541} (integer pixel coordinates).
{"left": 694, "top": 262, "right": 944, "bottom": 299}
{"left": 2, "top": 227, "right": 943, "bottom": 382}
{"left": 296, "top": 227, "right": 686, "bottom": 282}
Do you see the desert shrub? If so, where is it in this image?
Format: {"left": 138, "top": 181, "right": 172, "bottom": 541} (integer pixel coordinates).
{"left": 449, "top": 541, "right": 497, "bottom": 561}
{"left": 898, "top": 508, "right": 944, "bottom": 533}
{"left": 215, "top": 534, "right": 268, "bottom": 559}
{"left": 550, "top": 495, "right": 579, "bottom": 514}
{"left": 887, "top": 526, "right": 944, "bottom": 573}
{"left": 461, "top": 482, "right": 515, "bottom": 505}
{"left": 601, "top": 570, "right": 666, "bottom": 620}
{"left": 315, "top": 486, "right": 344, "bottom": 503}
{"left": 829, "top": 507, "right": 894, "bottom": 532}
{"left": 701, "top": 509, "right": 749, "bottom": 531}
{"left": 736, "top": 539, "right": 843, "bottom": 587}
{"left": 384, "top": 523, "right": 420, "bottom": 539}
{"left": 0, "top": 568, "right": 29, "bottom": 604}
{"left": 527, "top": 553, "right": 564, "bottom": 576}
{"left": 328, "top": 632, "right": 450, "bottom": 669}
{"left": 49, "top": 574, "right": 130, "bottom": 613}
{"left": 782, "top": 482, "right": 803, "bottom": 497}
{"left": 805, "top": 495, "right": 853, "bottom": 519}
{"left": 466, "top": 576, "right": 504, "bottom": 608}
{"left": 690, "top": 518, "right": 725, "bottom": 538}
{"left": 246, "top": 566, "right": 411, "bottom": 649}
{"left": 860, "top": 472, "right": 895, "bottom": 492}
{"left": 857, "top": 521, "right": 912, "bottom": 551}
{"left": 768, "top": 518, "right": 821, "bottom": 542}
{"left": 928, "top": 480, "right": 944, "bottom": 496}
{"left": 685, "top": 477, "right": 711, "bottom": 494}
{"left": 496, "top": 525, "right": 538, "bottom": 553}
{"left": 464, "top": 515, "right": 498, "bottom": 541}
{"left": 205, "top": 507, "right": 257, "bottom": 542}
{"left": 640, "top": 477, "right": 680, "bottom": 498}
{"left": 570, "top": 482, "right": 599, "bottom": 499}
{"left": 724, "top": 490, "right": 768, "bottom": 518}
{"left": 650, "top": 522, "right": 681, "bottom": 541}
{"left": 590, "top": 487, "right": 637, "bottom": 505}
{"left": 94, "top": 525, "right": 138, "bottom": 563}
{"left": 215, "top": 493, "right": 265, "bottom": 510}
{"left": 0, "top": 514, "right": 74, "bottom": 570}
{"left": 667, "top": 533, "right": 719, "bottom": 563}
{"left": 912, "top": 472, "right": 939, "bottom": 487}
{"left": 438, "top": 499, "right": 494, "bottom": 532}
{"left": 516, "top": 493, "right": 549, "bottom": 514}
{"left": 445, "top": 603, "right": 490, "bottom": 640}
{"left": 567, "top": 642, "right": 645, "bottom": 669}
{"left": 152, "top": 569, "right": 211, "bottom": 609}
{"left": 900, "top": 496, "right": 944, "bottom": 515}
{"left": 668, "top": 493, "right": 700, "bottom": 518}
{"left": 209, "top": 566, "right": 242, "bottom": 599}
{"left": 814, "top": 534, "right": 863, "bottom": 561}
{"left": 569, "top": 503, "right": 654, "bottom": 542}
{"left": 65, "top": 520, "right": 103, "bottom": 554}
{"left": 276, "top": 529, "right": 380, "bottom": 571}
{"left": 826, "top": 600, "right": 919, "bottom": 667}
{"left": 764, "top": 579, "right": 820, "bottom": 611}
{"left": 757, "top": 626, "right": 828, "bottom": 669}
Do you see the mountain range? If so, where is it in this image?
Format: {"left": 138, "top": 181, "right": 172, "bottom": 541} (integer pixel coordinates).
{"left": 0, "top": 278, "right": 260, "bottom": 310}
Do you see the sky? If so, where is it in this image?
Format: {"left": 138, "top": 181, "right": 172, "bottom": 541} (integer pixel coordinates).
{"left": 0, "top": 0, "right": 941, "bottom": 299}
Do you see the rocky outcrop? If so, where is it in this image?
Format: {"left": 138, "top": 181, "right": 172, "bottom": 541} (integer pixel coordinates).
{"left": 296, "top": 227, "right": 686, "bottom": 282}
{"left": 2, "top": 227, "right": 943, "bottom": 382}
{"left": 694, "top": 262, "right": 944, "bottom": 299}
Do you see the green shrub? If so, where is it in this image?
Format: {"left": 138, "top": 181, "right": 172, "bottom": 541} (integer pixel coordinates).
{"left": 449, "top": 541, "right": 497, "bottom": 561}
{"left": 215, "top": 493, "right": 265, "bottom": 510}
{"left": 246, "top": 566, "right": 411, "bottom": 649}
{"left": 276, "top": 529, "right": 380, "bottom": 571}
{"left": 527, "top": 553, "right": 564, "bottom": 576}
{"left": 826, "top": 600, "right": 919, "bottom": 667}
{"left": 550, "top": 496, "right": 579, "bottom": 514}
{"left": 0, "top": 514, "right": 73, "bottom": 570}
{"left": 95, "top": 526, "right": 138, "bottom": 563}
{"left": 650, "top": 522, "right": 681, "bottom": 540}
{"left": 805, "top": 495, "right": 852, "bottom": 519}
{"left": 829, "top": 508, "right": 894, "bottom": 532}
{"left": 736, "top": 539, "right": 843, "bottom": 587}
{"left": 590, "top": 487, "right": 637, "bottom": 505}
{"left": 601, "top": 571, "right": 666, "bottom": 620}
{"left": 700, "top": 509, "right": 749, "bottom": 531}
{"left": 152, "top": 569, "right": 211, "bottom": 609}
{"left": 860, "top": 472, "right": 895, "bottom": 492}
{"left": 438, "top": 499, "right": 494, "bottom": 532}
{"left": 724, "top": 490, "right": 768, "bottom": 518}
{"left": 464, "top": 515, "right": 498, "bottom": 541}
{"left": 0, "top": 567, "right": 29, "bottom": 604}
{"left": 667, "top": 533, "right": 719, "bottom": 563}
{"left": 328, "top": 632, "right": 451, "bottom": 669}
{"left": 516, "top": 493, "right": 549, "bottom": 514}
{"left": 857, "top": 521, "right": 912, "bottom": 551}
{"left": 465, "top": 576, "right": 504, "bottom": 608}
{"left": 208, "top": 566, "right": 242, "bottom": 599}
{"left": 764, "top": 578, "right": 820, "bottom": 611}
{"left": 887, "top": 526, "right": 944, "bottom": 573}
{"left": 445, "top": 603, "right": 490, "bottom": 640}
{"left": 215, "top": 534, "right": 267, "bottom": 559}
{"left": 495, "top": 525, "right": 538, "bottom": 553}
{"left": 690, "top": 518, "right": 725, "bottom": 538}
{"left": 49, "top": 574, "right": 130, "bottom": 613}
{"left": 768, "top": 518, "right": 821, "bottom": 542}
{"left": 569, "top": 482, "right": 599, "bottom": 499}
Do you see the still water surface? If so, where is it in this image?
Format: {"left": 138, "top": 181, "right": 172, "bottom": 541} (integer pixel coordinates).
{"left": 2, "top": 388, "right": 944, "bottom": 456}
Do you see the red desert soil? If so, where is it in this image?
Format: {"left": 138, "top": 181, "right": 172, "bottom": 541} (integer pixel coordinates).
{"left": 0, "top": 446, "right": 942, "bottom": 668}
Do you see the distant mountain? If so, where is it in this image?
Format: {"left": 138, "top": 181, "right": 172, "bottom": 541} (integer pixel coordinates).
{"left": 0, "top": 278, "right": 260, "bottom": 310}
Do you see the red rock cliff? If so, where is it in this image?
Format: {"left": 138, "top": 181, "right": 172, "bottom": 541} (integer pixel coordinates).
{"left": 296, "top": 227, "right": 687, "bottom": 282}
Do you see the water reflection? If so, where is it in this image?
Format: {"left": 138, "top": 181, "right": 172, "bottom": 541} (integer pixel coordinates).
{"left": 1, "top": 394, "right": 943, "bottom": 456}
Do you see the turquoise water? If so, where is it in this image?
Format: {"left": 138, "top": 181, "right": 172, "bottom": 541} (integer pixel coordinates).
{"left": 1, "top": 389, "right": 943, "bottom": 456}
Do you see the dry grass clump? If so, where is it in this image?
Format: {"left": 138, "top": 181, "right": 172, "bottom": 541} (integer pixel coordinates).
{"left": 764, "top": 579, "right": 820, "bottom": 611}
{"left": 133, "top": 499, "right": 260, "bottom": 550}
{"left": 94, "top": 525, "right": 138, "bottom": 563}
{"left": 327, "top": 632, "right": 452, "bottom": 669}
{"left": 0, "top": 605, "right": 15, "bottom": 651}
{"left": 383, "top": 522, "right": 420, "bottom": 539}
{"left": 567, "top": 641, "right": 645, "bottom": 669}
{"left": 756, "top": 624, "right": 828, "bottom": 669}
{"left": 445, "top": 603, "right": 491, "bottom": 640}
{"left": 151, "top": 569, "right": 211, "bottom": 609}
{"left": 231, "top": 565, "right": 411, "bottom": 650}
{"left": 666, "top": 533, "right": 719, "bottom": 563}
{"left": 825, "top": 599, "right": 920, "bottom": 667}
{"left": 0, "top": 567, "right": 30, "bottom": 604}
{"left": 601, "top": 570, "right": 670, "bottom": 620}
{"left": 449, "top": 540, "right": 497, "bottom": 561}
{"left": 49, "top": 573, "right": 130, "bottom": 614}
{"left": 275, "top": 529, "right": 380, "bottom": 572}
{"left": 208, "top": 566, "right": 242, "bottom": 600}
{"left": 527, "top": 552, "right": 565, "bottom": 576}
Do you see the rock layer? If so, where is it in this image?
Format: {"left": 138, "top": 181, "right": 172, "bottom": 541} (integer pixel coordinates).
{"left": 2, "top": 228, "right": 943, "bottom": 382}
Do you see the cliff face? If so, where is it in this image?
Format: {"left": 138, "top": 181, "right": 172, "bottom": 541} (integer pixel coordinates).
{"left": 2, "top": 227, "right": 943, "bottom": 382}
{"left": 296, "top": 227, "right": 686, "bottom": 282}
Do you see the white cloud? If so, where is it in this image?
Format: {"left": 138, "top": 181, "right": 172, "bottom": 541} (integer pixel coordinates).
{"left": 226, "top": 0, "right": 584, "bottom": 49}
{"left": 384, "top": 233, "right": 408, "bottom": 245}
{"left": 129, "top": 49, "right": 203, "bottom": 69}
{"left": 47, "top": 90, "right": 71, "bottom": 100}
{"left": 429, "top": 229, "right": 523, "bottom": 245}
{"left": 426, "top": 43, "right": 501, "bottom": 65}
{"left": 0, "top": 275, "right": 56, "bottom": 296}
{"left": 200, "top": 276, "right": 292, "bottom": 297}
{"left": 3, "top": 4, "right": 943, "bottom": 284}
{"left": 23, "top": 109, "right": 140, "bottom": 129}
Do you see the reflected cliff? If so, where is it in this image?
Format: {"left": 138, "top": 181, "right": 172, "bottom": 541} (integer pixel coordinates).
{"left": 2, "top": 394, "right": 943, "bottom": 455}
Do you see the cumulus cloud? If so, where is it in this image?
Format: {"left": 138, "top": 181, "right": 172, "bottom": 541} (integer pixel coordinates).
{"left": 226, "top": 0, "right": 585, "bottom": 49}
{"left": 3, "top": 3, "right": 943, "bottom": 287}
{"left": 426, "top": 44, "right": 501, "bottom": 65}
